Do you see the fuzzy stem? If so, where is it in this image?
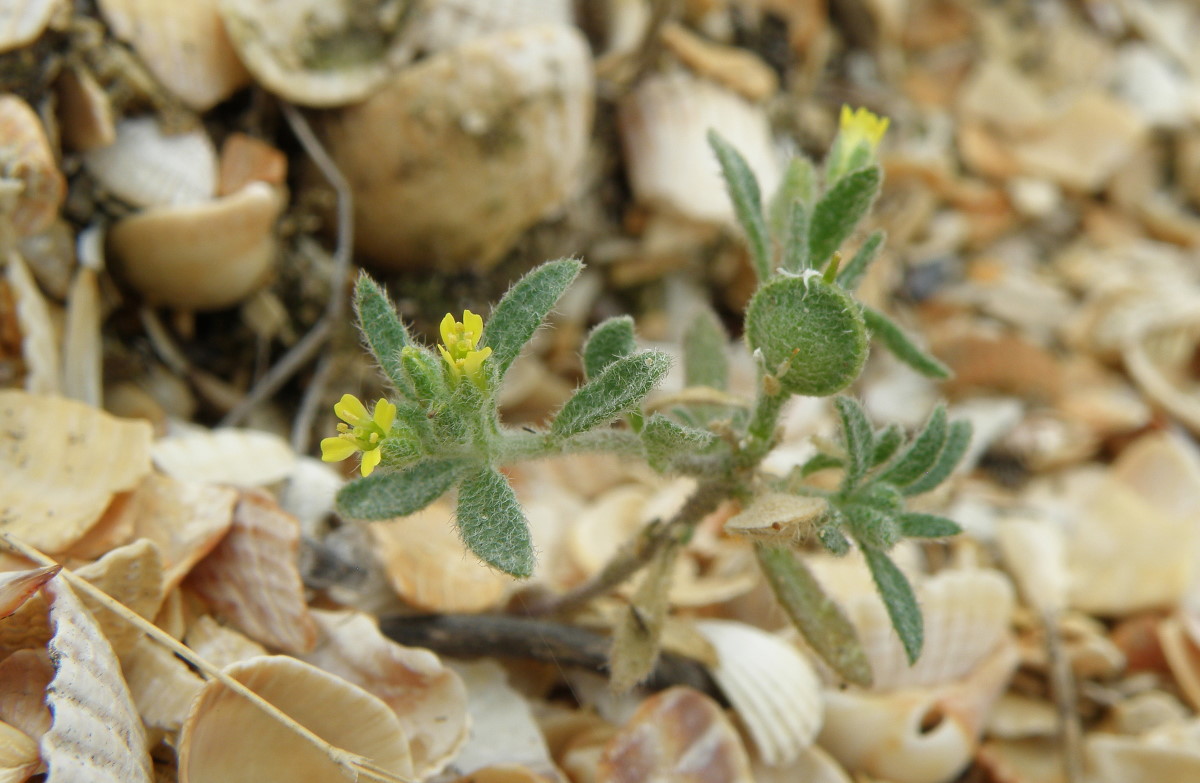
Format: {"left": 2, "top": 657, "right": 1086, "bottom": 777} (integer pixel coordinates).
{"left": 740, "top": 380, "right": 787, "bottom": 466}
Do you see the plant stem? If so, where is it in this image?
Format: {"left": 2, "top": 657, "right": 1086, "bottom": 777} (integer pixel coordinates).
{"left": 525, "top": 480, "right": 729, "bottom": 616}
{"left": 740, "top": 379, "right": 787, "bottom": 467}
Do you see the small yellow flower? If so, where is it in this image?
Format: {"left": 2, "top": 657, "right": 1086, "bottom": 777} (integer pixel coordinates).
{"left": 437, "top": 310, "right": 493, "bottom": 389}
{"left": 838, "top": 105, "right": 889, "bottom": 153}
{"left": 320, "top": 394, "right": 396, "bottom": 476}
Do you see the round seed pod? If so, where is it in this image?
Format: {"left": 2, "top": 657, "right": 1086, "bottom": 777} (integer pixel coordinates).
{"left": 745, "top": 275, "right": 868, "bottom": 397}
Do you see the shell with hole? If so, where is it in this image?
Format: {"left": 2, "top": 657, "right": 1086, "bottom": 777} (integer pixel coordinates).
{"left": 320, "top": 24, "right": 594, "bottom": 271}
{"left": 818, "top": 639, "right": 1020, "bottom": 783}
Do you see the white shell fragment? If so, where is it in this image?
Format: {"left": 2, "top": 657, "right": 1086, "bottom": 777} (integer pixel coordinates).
{"left": 415, "top": 0, "right": 574, "bottom": 52}
{"left": 152, "top": 426, "right": 296, "bottom": 487}
{"left": 322, "top": 24, "right": 594, "bottom": 271}
{"left": 84, "top": 117, "right": 217, "bottom": 208}
{"left": 41, "top": 576, "right": 153, "bottom": 783}
{"left": 108, "top": 182, "right": 284, "bottom": 311}
{"left": 178, "top": 655, "right": 414, "bottom": 783}
{"left": 723, "top": 493, "right": 826, "bottom": 543}
{"left": 0, "top": 565, "right": 59, "bottom": 618}
{"left": 696, "top": 619, "right": 823, "bottom": 765}
{"left": 0, "top": 0, "right": 63, "bottom": 52}
{"left": 217, "top": 0, "right": 417, "bottom": 107}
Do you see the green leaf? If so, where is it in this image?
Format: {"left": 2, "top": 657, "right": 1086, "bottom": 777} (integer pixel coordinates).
{"left": 550, "top": 350, "right": 671, "bottom": 439}
{"left": 901, "top": 419, "right": 972, "bottom": 496}
{"left": 817, "top": 509, "right": 851, "bottom": 555}
{"left": 482, "top": 258, "right": 583, "bottom": 380}
{"left": 354, "top": 274, "right": 413, "bottom": 396}
{"left": 809, "top": 166, "right": 881, "bottom": 269}
{"left": 769, "top": 155, "right": 817, "bottom": 238}
{"left": 708, "top": 130, "right": 771, "bottom": 282}
{"left": 641, "top": 414, "right": 717, "bottom": 472}
{"left": 780, "top": 200, "right": 811, "bottom": 274}
{"left": 744, "top": 275, "right": 869, "bottom": 397}
{"left": 799, "top": 452, "right": 843, "bottom": 477}
{"left": 862, "top": 546, "right": 923, "bottom": 664}
{"left": 834, "top": 396, "right": 873, "bottom": 489}
{"left": 870, "top": 424, "right": 903, "bottom": 467}
{"left": 400, "top": 345, "right": 447, "bottom": 404}
{"left": 583, "top": 316, "right": 636, "bottom": 380}
{"left": 456, "top": 466, "right": 534, "bottom": 577}
{"left": 877, "top": 405, "right": 948, "bottom": 488}
{"left": 683, "top": 309, "right": 729, "bottom": 390}
{"left": 898, "top": 512, "right": 963, "bottom": 538}
{"left": 756, "top": 544, "right": 872, "bottom": 686}
{"left": 844, "top": 502, "right": 900, "bottom": 550}
{"left": 862, "top": 306, "right": 951, "bottom": 380}
{"left": 336, "top": 459, "right": 465, "bottom": 520}
{"left": 837, "top": 230, "right": 885, "bottom": 291}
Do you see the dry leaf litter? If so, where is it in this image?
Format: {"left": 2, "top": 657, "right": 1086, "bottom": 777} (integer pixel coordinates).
{"left": 1, "top": 1, "right": 1200, "bottom": 782}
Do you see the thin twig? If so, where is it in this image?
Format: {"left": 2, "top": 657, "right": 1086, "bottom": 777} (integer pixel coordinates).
{"left": 1044, "top": 608, "right": 1085, "bottom": 783}
{"left": 292, "top": 349, "right": 336, "bottom": 453}
{"left": 0, "top": 534, "right": 411, "bottom": 783}
{"left": 221, "top": 100, "right": 354, "bottom": 428}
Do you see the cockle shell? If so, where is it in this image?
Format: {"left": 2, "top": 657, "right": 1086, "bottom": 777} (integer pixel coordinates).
{"left": 96, "top": 0, "right": 251, "bottom": 111}
{"left": 84, "top": 117, "right": 217, "bottom": 208}
{"left": 818, "top": 639, "right": 1019, "bottom": 783}
{"left": 618, "top": 68, "right": 779, "bottom": 224}
{"left": 217, "top": 0, "right": 417, "bottom": 107}
{"left": 178, "top": 655, "right": 414, "bottom": 783}
{"left": 321, "top": 24, "right": 594, "bottom": 271}
{"left": 108, "top": 181, "right": 284, "bottom": 311}
{"left": 696, "top": 619, "right": 824, "bottom": 765}
{"left": 0, "top": 95, "right": 65, "bottom": 237}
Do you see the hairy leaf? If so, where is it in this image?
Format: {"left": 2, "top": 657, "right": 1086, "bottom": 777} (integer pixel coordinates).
{"left": 456, "top": 466, "right": 534, "bottom": 578}
{"left": 817, "top": 509, "right": 851, "bottom": 555}
{"left": 809, "top": 166, "right": 881, "bottom": 269}
{"left": 400, "top": 346, "right": 447, "bottom": 404}
{"left": 862, "top": 306, "right": 951, "bottom": 380}
{"left": 870, "top": 424, "right": 903, "bottom": 467}
{"left": 799, "top": 452, "right": 843, "bottom": 477}
{"left": 756, "top": 544, "right": 872, "bottom": 686}
{"left": 780, "top": 200, "right": 811, "bottom": 274}
{"left": 844, "top": 502, "right": 900, "bottom": 550}
{"left": 336, "top": 459, "right": 464, "bottom": 520}
{"left": 551, "top": 350, "right": 671, "bottom": 439}
{"left": 898, "top": 512, "right": 963, "bottom": 538}
{"left": 901, "top": 419, "right": 972, "bottom": 496}
{"left": 862, "top": 547, "right": 923, "bottom": 664}
{"left": 683, "top": 309, "right": 729, "bottom": 390}
{"left": 877, "top": 405, "right": 948, "bottom": 488}
{"left": 354, "top": 274, "right": 412, "bottom": 396}
{"left": 708, "top": 130, "right": 771, "bottom": 281}
{"left": 834, "top": 396, "right": 873, "bottom": 489}
{"left": 641, "top": 414, "right": 717, "bottom": 473}
{"left": 583, "top": 316, "right": 636, "bottom": 380}
{"left": 483, "top": 258, "right": 582, "bottom": 379}
{"left": 837, "top": 230, "right": 885, "bottom": 291}
{"left": 769, "top": 155, "right": 817, "bottom": 238}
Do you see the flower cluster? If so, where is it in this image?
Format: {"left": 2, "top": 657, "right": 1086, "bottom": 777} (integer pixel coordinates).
{"left": 320, "top": 394, "right": 396, "bottom": 476}
{"left": 438, "top": 310, "right": 492, "bottom": 389}
{"left": 839, "top": 105, "right": 889, "bottom": 153}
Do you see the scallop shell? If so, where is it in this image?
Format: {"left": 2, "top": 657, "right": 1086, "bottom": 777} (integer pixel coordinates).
{"left": 818, "top": 639, "right": 1019, "bottom": 783}
{"left": 415, "top": 0, "right": 574, "bottom": 52}
{"left": 0, "top": 390, "right": 152, "bottom": 553}
{"left": 151, "top": 425, "right": 296, "bottom": 487}
{"left": 0, "top": 95, "right": 65, "bottom": 238}
{"left": 598, "top": 686, "right": 755, "bottom": 783}
{"left": 618, "top": 68, "right": 779, "bottom": 224}
{"left": 178, "top": 655, "right": 414, "bottom": 783}
{"left": 216, "top": 0, "right": 417, "bottom": 107}
{"left": 696, "top": 619, "right": 824, "bottom": 765}
{"left": 84, "top": 116, "right": 217, "bottom": 208}
{"left": 108, "top": 181, "right": 284, "bottom": 311}
{"left": 96, "top": 0, "right": 250, "bottom": 110}
{"left": 0, "top": 0, "right": 63, "bottom": 52}
{"left": 322, "top": 24, "right": 594, "bottom": 271}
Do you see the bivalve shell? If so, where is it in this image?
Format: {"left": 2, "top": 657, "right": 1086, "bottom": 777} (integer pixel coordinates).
{"left": 84, "top": 116, "right": 217, "bottom": 208}
{"left": 415, "top": 0, "right": 573, "bottom": 52}
{"left": 0, "top": 95, "right": 66, "bottom": 237}
{"left": 0, "top": 0, "right": 63, "bottom": 52}
{"left": 322, "top": 24, "right": 594, "bottom": 271}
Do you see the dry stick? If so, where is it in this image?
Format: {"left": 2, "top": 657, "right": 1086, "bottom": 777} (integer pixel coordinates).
{"left": 220, "top": 100, "right": 354, "bottom": 433}
{"left": 1044, "top": 608, "right": 1085, "bottom": 783}
{"left": 526, "top": 481, "right": 729, "bottom": 617}
{"left": 0, "top": 534, "right": 412, "bottom": 783}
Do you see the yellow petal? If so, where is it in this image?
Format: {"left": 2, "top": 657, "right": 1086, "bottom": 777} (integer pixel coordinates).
{"left": 360, "top": 447, "right": 382, "bottom": 477}
{"left": 439, "top": 313, "right": 457, "bottom": 349}
{"left": 321, "top": 437, "right": 358, "bottom": 462}
{"left": 462, "top": 310, "right": 484, "bottom": 347}
{"left": 333, "top": 394, "right": 369, "bottom": 426}
{"left": 373, "top": 398, "right": 396, "bottom": 431}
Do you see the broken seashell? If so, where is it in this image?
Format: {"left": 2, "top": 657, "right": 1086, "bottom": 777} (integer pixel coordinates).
{"left": 7, "top": 250, "right": 59, "bottom": 394}
{"left": 598, "top": 686, "right": 755, "bottom": 783}
{"left": 659, "top": 21, "right": 778, "bottom": 101}
{"left": 0, "top": 0, "right": 63, "bottom": 53}
{"left": 995, "top": 517, "right": 1067, "bottom": 613}
{"left": 1123, "top": 305, "right": 1200, "bottom": 434}
{"left": 1086, "top": 720, "right": 1200, "bottom": 783}
{"left": 108, "top": 181, "right": 284, "bottom": 311}
{"left": 818, "top": 640, "right": 1019, "bottom": 783}
{"left": 97, "top": 0, "right": 251, "bottom": 111}
{"left": 217, "top": 0, "right": 417, "bottom": 107}
{"left": 56, "top": 64, "right": 116, "bottom": 152}
{"left": 0, "top": 390, "right": 152, "bottom": 553}
{"left": 618, "top": 68, "right": 779, "bottom": 224}
{"left": 753, "top": 743, "right": 852, "bottom": 783}
{"left": 84, "top": 116, "right": 217, "bottom": 208}
{"left": 0, "top": 94, "right": 66, "bottom": 237}
{"left": 0, "top": 648, "right": 52, "bottom": 742}
{"left": 415, "top": 0, "right": 574, "bottom": 52}
{"left": 370, "top": 500, "right": 511, "bottom": 613}
{"left": 152, "top": 425, "right": 296, "bottom": 487}
{"left": 183, "top": 614, "right": 267, "bottom": 669}
{"left": 217, "top": 132, "right": 287, "bottom": 195}
{"left": 178, "top": 655, "right": 414, "bottom": 783}
{"left": 185, "top": 490, "right": 317, "bottom": 653}
{"left": 1157, "top": 615, "right": 1200, "bottom": 712}
{"left": 723, "top": 493, "right": 826, "bottom": 543}
{"left": 322, "top": 24, "right": 593, "bottom": 271}
{"left": 696, "top": 619, "right": 823, "bottom": 765}
{"left": 0, "top": 564, "right": 59, "bottom": 618}
{"left": 121, "top": 635, "right": 204, "bottom": 733}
